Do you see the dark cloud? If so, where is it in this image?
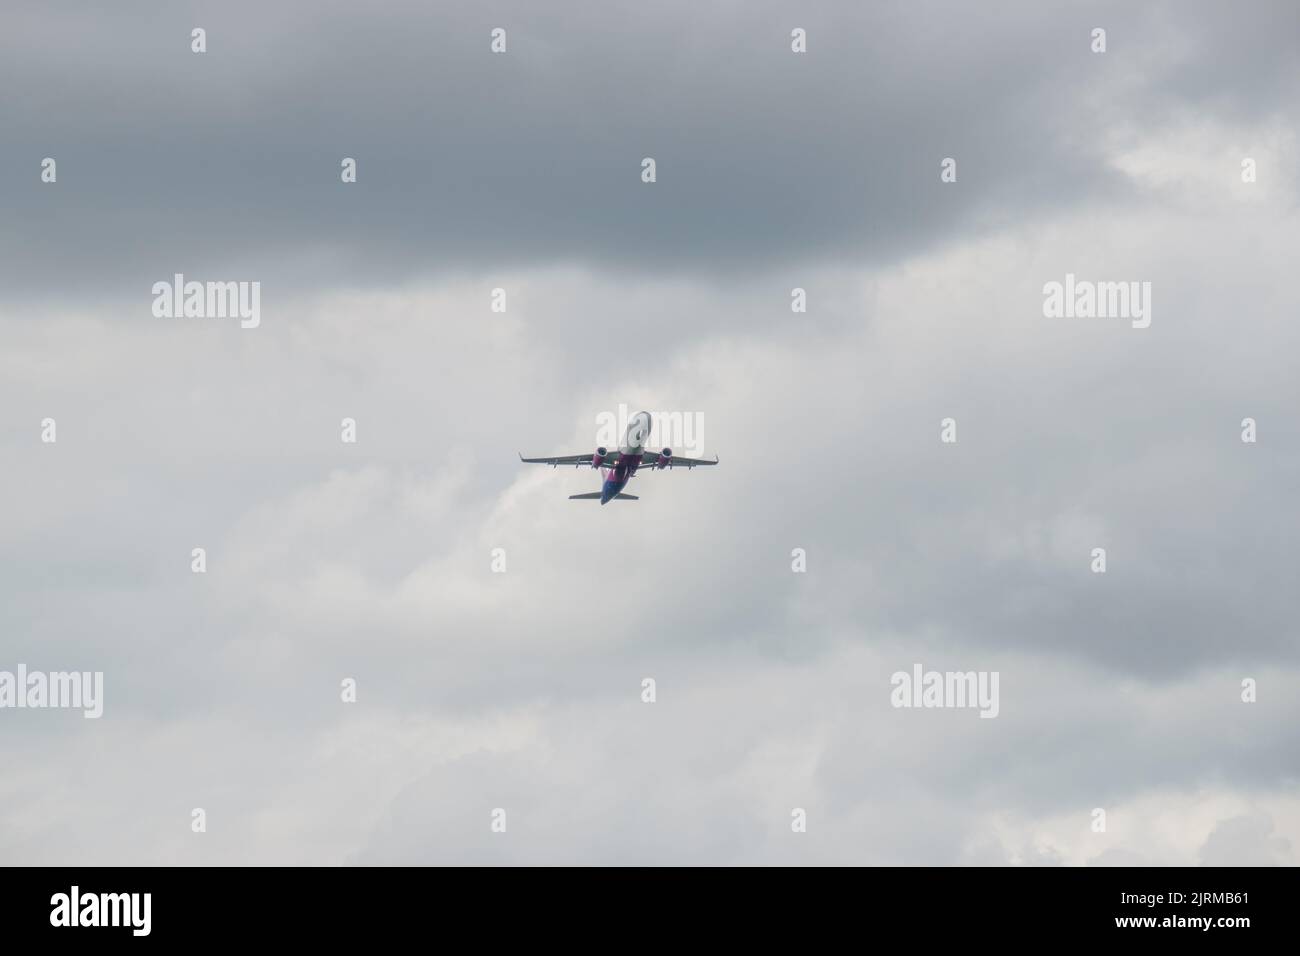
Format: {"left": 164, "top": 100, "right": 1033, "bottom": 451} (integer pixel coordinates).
{"left": 4, "top": 0, "right": 1295, "bottom": 303}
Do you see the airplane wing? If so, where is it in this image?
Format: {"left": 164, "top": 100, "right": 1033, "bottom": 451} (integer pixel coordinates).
{"left": 637, "top": 452, "right": 720, "bottom": 469}
{"left": 518, "top": 451, "right": 719, "bottom": 469}
{"left": 519, "top": 452, "right": 612, "bottom": 468}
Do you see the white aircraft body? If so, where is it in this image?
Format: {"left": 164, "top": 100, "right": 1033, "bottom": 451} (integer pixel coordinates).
{"left": 520, "top": 411, "right": 718, "bottom": 504}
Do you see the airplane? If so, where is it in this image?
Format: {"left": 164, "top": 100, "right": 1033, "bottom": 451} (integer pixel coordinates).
{"left": 520, "top": 410, "right": 718, "bottom": 504}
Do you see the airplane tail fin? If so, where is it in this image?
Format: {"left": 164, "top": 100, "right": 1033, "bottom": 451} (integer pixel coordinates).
{"left": 568, "top": 493, "right": 639, "bottom": 500}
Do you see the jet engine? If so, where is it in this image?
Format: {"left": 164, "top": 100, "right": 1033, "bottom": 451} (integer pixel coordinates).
{"left": 591, "top": 447, "right": 607, "bottom": 469}
{"left": 656, "top": 448, "right": 672, "bottom": 469}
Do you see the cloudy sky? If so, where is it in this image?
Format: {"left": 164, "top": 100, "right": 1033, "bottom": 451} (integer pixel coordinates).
{"left": 2, "top": 0, "right": 1298, "bottom": 865}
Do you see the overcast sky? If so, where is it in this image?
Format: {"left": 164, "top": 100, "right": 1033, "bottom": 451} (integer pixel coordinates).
{"left": 2, "top": 0, "right": 1298, "bottom": 865}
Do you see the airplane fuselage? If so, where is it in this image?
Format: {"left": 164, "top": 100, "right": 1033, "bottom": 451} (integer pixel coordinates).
{"left": 600, "top": 410, "right": 652, "bottom": 504}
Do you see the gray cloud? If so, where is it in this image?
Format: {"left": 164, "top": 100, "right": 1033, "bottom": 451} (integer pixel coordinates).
{"left": 4, "top": 0, "right": 1295, "bottom": 304}
{"left": 1199, "top": 811, "right": 1292, "bottom": 866}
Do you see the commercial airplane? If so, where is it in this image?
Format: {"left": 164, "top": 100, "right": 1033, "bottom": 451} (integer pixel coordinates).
{"left": 520, "top": 410, "right": 718, "bottom": 504}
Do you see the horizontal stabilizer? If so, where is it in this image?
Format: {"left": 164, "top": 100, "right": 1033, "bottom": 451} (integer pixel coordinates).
{"left": 568, "top": 492, "right": 602, "bottom": 499}
{"left": 568, "top": 492, "right": 639, "bottom": 500}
